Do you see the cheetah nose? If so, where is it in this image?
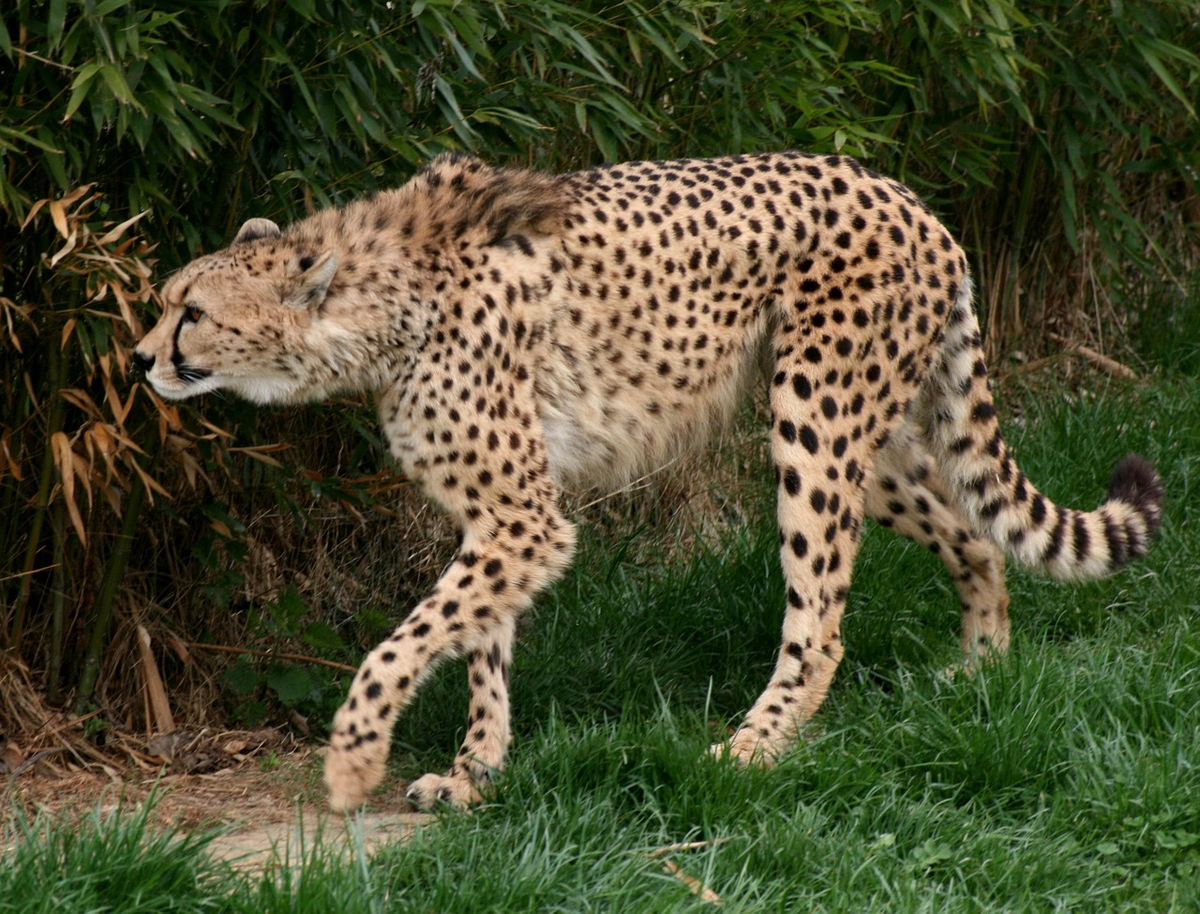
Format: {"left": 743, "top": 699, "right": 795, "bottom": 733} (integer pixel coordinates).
{"left": 132, "top": 350, "right": 155, "bottom": 372}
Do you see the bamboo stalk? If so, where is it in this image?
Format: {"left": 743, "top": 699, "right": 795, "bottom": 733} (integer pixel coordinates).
{"left": 73, "top": 469, "right": 147, "bottom": 714}
{"left": 46, "top": 498, "right": 66, "bottom": 702}
{"left": 9, "top": 332, "right": 67, "bottom": 649}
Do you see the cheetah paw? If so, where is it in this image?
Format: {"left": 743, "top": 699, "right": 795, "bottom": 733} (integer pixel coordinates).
{"left": 709, "top": 728, "right": 779, "bottom": 767}
{"left": 404, "top": 767, "right": 488, "bottom": 810}
{"left": 325, "top": 753, "right": 384, "bottom": 813}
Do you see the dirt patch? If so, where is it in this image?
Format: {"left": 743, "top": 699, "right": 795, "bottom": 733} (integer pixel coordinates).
{"left": 3, "top": 744, "right": 433, "bottom": 868}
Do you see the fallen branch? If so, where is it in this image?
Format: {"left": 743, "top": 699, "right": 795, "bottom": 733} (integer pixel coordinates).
{"left": 645, "top": 838, "right": 731, "bottom": 906}
{"left": 1072, "top": 343, "right": 1138, "bottom": 380}
{"left": 647, "top": 837, "right": 734, "bottom": 859}
{"left": 1046, "top": 334, "right": 1140, "bottom": 380}
{"left": 184, "top": 642, "right": 357, "bottom": 673}
{"left": 661, "top": 860, "right": 722, "bottom": 905}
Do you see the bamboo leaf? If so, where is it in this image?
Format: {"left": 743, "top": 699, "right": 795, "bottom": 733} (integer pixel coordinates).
{"left": 49, "top": 200, "right": 69, "bottom": 238}
{"left": 1129, "top": 34, "right": 1196, "bottom": 115}
{"left": 96, "top": 210, "right": 149, "bottom": 246}
{"left": 47, "top": 0, "right": 68, "bottom": 50}
{"left": 0, "top": 124, "right": 63, "bottom": 153}
{"left": 93, "top": 0, "right": 136, "bottom": 15}
{"left": 1, "top": 431, "right": 23, "bottom": 481}
{"left": 228, "top": 445, "right": 285, "bottom": 468}
{"left": 132, "top": 460, "right": 171, "bottom": 503}
{"left": 99, "top": 63, "right": 145, "bottom": 112}
{"left": 52, "top": 432, "right": 87, "bottom": 545}
{"left": 48, "top": 229, "right": 80, "bottom": 268}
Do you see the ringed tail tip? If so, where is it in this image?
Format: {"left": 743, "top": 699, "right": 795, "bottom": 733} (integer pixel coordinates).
{"left": 1107, "top": 452, "right": 1164, "bottom": 551}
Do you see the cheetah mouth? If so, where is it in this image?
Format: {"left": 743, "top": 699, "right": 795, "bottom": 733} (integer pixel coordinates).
{"left": 175, "top": 365, "right": 213, "bottom": 385}
{"left": 145, "top": 364, "right": 219, "bottom": 400}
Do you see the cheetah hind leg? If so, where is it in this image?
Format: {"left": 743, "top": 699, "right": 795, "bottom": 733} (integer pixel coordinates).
{"left": 404, "top": 617, "right": 514, "bottom": 809}
{"left": 713, "top": 362, "right": 882, "bottom": 766}
{"left": 864, "top": 424, "right": 1010, "bottom": 673}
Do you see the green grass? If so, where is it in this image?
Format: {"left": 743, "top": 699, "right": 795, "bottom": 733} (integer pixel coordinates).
{"left": 5, "top": 368, "right": 1199, "bottom": 911}
{"left": 0, "top": 798, "right": 228, "bottom": 913}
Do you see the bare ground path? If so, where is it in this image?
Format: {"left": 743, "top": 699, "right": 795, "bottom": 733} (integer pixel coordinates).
{"left": 3, "top": 746, "right": 434, "bottom": 869}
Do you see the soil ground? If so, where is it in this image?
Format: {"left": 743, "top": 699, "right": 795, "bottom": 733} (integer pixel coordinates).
{"left": 3, "top": 739, "right": 434, "bottom": 868}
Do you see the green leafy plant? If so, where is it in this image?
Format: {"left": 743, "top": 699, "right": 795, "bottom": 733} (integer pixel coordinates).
{"left": 218, "top": 586, "right": 353, "bottom": 727}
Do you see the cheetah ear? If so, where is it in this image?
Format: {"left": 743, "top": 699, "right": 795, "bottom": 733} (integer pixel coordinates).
{"left": 284, "top": 250, "right": 339, "bottom": 311}
{"left": 233, "top": 218, "right": 282, "bottom": 245}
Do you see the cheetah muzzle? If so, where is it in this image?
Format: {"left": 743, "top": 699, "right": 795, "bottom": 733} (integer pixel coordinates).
{"left": 136, "top": 151, "right": 1163, "bottom": 812}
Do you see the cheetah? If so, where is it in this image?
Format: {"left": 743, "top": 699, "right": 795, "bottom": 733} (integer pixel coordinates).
{"left": 134, "top": 151, "right": 1162, "bottom": 811}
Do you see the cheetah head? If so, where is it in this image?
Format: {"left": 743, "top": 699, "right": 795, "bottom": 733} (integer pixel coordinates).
{"left": 134, "top": 219, "right": 345, "bottom": 404}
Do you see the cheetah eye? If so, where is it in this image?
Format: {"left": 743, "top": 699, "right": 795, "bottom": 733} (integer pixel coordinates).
{"left": 182, "top": 304, "right": 203, "bottom": 325}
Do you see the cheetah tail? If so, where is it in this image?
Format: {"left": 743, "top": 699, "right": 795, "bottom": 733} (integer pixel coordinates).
{"left": 921, "top": 277, "right": 1163, "bottom": 582}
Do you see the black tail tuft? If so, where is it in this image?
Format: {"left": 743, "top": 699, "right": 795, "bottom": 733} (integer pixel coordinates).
{"left": 1107, "top": 453, "right": 1164, "bottom": 546}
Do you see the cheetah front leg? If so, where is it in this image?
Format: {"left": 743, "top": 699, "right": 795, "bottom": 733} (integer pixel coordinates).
{"left": 325, "top": 512, "right": 575, "bottom": 812}
{"left": 403, "top": 616, "right": 514, "bottom": 807}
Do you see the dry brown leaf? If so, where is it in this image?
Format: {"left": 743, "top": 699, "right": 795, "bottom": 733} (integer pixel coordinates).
{"left": 661, "top": 860, "right": 722, "bottom": 905}
{"left": 112, "top": 286, "right": 139, "bottom": 332}
{"left": 23, "top": 370, "right": 39, "bottom": 410}
{"left": 132, "top": 460, "right": 172, "bottom": 504}
{"left": 97, "top": 210, "right": 149, "bottom": 246}
{"left": 86, "top": 424, "right": 121, "bottom": 483}
{"left": 1, "top": 431, "right": 23, "bottom": 482}
{"left": 102, "top": 367, "right": 136, "bottom": 429}
{"left": 196, "top": 417, "right": 237, "bottom": 440}
{"left": 47, "top": 227, "right": 79, "bottom": 268}
{"left": 48, "top": 198, "right": 69, "bottom": 238}
{"left": 60, "top": 387, "right": 104, "bottom": 420}
{"left": 106, "top": 426, "right": 147, "bottom": 456}
{"left": 1, "top": 295, "right": 34, "bottom": 353}
{"left": 229, "top": 445, "right": 285, "bottom": 468}
{"left": 98, "top": 480, "right": 123, "bottom": 514}
{"left": 52, "top": 431, "right": 87, "bottom": 545}
{"left": 20, "top": 196, "right": 51, "bottom": 231}
{"left": 144, "top": 387, "right": 184, "bottom": 435}
{"left": 60, "top": 317, "right": 78, "bottom": 350}
{"left": 176, "top": 450, "right": 208, "bottom": 490}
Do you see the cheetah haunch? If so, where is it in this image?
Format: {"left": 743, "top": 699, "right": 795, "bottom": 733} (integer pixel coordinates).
{"left": 135, "top": 152, "right": 1162, "bottom": 811}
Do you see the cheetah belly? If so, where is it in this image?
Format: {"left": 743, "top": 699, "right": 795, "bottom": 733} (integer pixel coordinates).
{"left": 535, "top": 312, "right": 770, "bottom": 489}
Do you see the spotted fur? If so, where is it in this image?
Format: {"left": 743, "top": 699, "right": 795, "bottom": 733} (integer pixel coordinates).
{"left": 135, "top": 152, "right": 1162, "bottom": 810}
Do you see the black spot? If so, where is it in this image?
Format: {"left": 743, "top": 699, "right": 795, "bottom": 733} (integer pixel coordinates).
{"left": 971, "top": 402, "right": 996, "bottom": 422}
{"left": 791, "top": 532, "right": 809, "bottom": 558}
{"left": 799, "top": 425, "right": 819, "bottom": 454}
{"left": 783, "top": 468, "right": 801, "bottom": 496}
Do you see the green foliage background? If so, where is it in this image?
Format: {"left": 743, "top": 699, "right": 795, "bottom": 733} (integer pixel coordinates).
{"left": 0, "top": 0, "right": 1197, "bottom": 724}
